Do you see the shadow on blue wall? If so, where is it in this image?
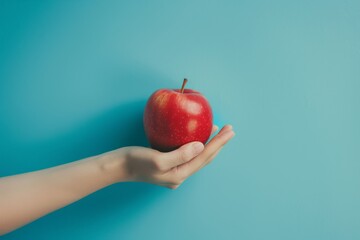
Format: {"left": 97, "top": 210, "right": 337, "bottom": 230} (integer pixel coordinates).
{"left": 3, "top": 75, "right": 171, "bottom": 237}
{"left": 7, "top": 100, "right": 169, "bottom": 237}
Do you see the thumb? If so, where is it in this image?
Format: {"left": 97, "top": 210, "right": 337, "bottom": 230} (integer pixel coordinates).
{"left": 161, "top": 141, "right": 204, "bottom": 169}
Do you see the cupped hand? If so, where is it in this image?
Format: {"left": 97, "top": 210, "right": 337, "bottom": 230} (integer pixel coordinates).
{"left": 109, "top": 124, "right": 234, "bottom": 189}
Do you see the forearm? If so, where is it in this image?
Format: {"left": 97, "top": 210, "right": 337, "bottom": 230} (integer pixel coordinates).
{"left": 0, "top": 153, "right": 126, "bottom": 235}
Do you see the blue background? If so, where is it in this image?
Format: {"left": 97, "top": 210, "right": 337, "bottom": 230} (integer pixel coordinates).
{"left": 1, "top": 1, "right": 359, "bottom": 239}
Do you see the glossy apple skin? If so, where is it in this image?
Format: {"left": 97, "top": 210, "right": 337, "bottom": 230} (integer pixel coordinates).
{"left": 144, "top": 88, "right": 213, "bottom": 152}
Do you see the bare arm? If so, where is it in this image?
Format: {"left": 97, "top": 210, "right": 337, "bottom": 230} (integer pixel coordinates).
{"left": 0, "top": 155, "right": 126, "bottom": 235}
{"left": 0, "top": 125, "right": 234, "bottom": 235}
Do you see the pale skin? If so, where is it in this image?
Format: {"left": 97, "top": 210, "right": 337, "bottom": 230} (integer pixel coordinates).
{"left": 0, "top": 124, "right": 234, "bottom": 236}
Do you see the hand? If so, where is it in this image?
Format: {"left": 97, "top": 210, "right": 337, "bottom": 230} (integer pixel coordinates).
{"left": 100, "top": 125, "right": 235, "bottom": 189}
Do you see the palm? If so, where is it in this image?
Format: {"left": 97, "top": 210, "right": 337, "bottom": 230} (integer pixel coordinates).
{"left": 122, "top": 125, "right": 234, "bottom": 189}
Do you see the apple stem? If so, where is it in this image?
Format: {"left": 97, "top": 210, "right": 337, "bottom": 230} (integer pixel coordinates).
{"left": 180, "top": 78, "right": 188, "bottom": 93}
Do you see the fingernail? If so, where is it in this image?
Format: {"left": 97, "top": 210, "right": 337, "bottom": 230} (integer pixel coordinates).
{"left": 221, "top": 130, "right": 235, "bottom": 138}
{"left": 192, "top": 142, "right": 204, "bottom": 154}
{"left": 226, "top": 125, "right": 233, "bottom": 131}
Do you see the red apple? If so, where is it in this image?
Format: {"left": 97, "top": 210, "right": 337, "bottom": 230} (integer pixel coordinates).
{"left": 143, "top": 78, "right": 213, "bottom": 152}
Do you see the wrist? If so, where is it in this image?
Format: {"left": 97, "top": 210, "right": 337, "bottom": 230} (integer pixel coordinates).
{"left": 94, "top": 148, "right": 131, "bottom": 184}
